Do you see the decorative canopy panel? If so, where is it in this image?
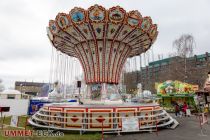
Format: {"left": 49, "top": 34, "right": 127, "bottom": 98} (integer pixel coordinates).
{"left": 47, "top": 5, "right": 158, "bottom": 84}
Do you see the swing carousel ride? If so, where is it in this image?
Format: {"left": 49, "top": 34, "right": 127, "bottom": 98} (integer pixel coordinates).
{"left": 29, "top": 5, "right": 178, "bottom": 132}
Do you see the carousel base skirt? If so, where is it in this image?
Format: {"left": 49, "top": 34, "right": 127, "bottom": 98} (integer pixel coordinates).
{"left": 28, "top": 102, "right": 178, "bottom": 132}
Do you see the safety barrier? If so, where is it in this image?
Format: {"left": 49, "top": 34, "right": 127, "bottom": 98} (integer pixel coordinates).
{"left": 29, "top": 104, "right": 177, "bottom": 133}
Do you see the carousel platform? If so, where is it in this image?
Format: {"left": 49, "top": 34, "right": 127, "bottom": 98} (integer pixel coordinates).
{"left": 28, "top": 102, "right": 178, "bottom": 132}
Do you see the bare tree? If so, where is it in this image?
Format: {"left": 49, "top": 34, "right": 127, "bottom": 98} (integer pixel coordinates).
{"left": 173, "top": 34, "right": 196, "bottom": 58}
{"left": 173, "top": 34, "right": 196, "bottom": 82}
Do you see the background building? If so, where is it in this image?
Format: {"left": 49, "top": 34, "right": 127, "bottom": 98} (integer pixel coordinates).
{"left": 0, "top": 89, "right": 21, "bottom": 99}
{"left": 15, "top": 81, "right": 48, "bottom": 96}
{"left": 124, "top": 52, "right": 210, "bottom": 94}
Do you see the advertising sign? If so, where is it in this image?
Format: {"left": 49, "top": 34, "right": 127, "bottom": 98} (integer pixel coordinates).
{"left": 91, "top": 84, "right": 101, "bottom": 100}
{"left": 10, "top": 115, "right": 19, "bottom": 127}
{"left": 28, "top": 100, "right": 51, "bottom": 115}
{"left": 122, "top": 117, "right": 139, "bottom": 132}
{"left": 186, "top": 109, "right": 191, "bottom": 116}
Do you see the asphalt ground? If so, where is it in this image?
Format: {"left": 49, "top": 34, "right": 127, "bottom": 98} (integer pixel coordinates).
{"left": 105, "top": 114, "right": 210, "bottom": 140}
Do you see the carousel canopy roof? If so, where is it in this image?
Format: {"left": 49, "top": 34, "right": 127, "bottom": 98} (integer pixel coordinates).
{"left": 47, "top": 5, "right": 158, "bottom": 84}
{"left": 47, "top": 4, "right": 158, "bottom": 58}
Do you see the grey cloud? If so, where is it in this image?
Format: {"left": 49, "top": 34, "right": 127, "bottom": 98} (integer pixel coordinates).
{"left": 0, "top": 0, "right": 210, "bottom": 88}
{"left": 0, "top": 46, "right": 51, "bottom": 61}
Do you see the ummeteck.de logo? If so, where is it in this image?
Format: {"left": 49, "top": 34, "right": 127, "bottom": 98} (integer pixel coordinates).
{"left": 3, "top": 130, "right": 64, "bottom": 137}
{"left": 3, "top": 130, "right": 33, "bottom": 137}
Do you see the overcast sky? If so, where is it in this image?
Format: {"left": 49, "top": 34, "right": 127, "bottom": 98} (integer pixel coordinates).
{"left": 0, "top": 0, "right": 210, "bottom": 88}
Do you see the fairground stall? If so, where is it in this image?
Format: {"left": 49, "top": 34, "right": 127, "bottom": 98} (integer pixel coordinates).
{"left": 29, "top": 5, "right": 178, "bottom": 133}
{"left": 156, "top": 80, "right": 198, "bottom": 112}
{"left": 195, "top": 72, "right": 210, "bottom": 112}
{"left": 195, "top": 91, "right": 210, "bottom": 112}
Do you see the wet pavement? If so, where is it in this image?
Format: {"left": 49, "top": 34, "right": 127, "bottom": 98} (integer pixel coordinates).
{"left": 105, "top": 114, "right": 210, "bottom": 140}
